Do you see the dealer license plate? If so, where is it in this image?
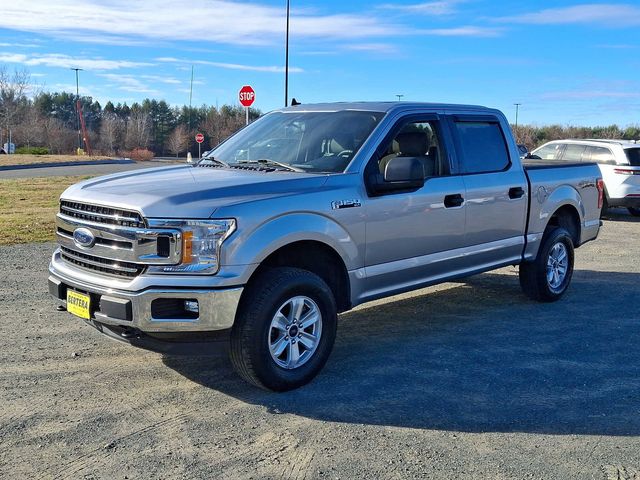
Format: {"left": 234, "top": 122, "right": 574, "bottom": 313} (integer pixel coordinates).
{"left": 66, "top": 290, "right": 91, "bottom": 320}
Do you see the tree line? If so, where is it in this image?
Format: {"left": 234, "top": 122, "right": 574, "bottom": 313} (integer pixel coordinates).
{"left": 1, "top": 67, "right": 638, "bottom": 157}
{"left": 0, "top": 67, "right": 260, "bottom": 157}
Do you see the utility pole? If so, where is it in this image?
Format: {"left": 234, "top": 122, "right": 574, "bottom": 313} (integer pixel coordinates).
{"left": 514, "top": 103, "right": 521, "bottom": 130}
{"left": 188, "top": 65, "right": 194, "bottom": 130}
{"left": 71, "top": 68, "right": 83, "bottom": 153}
{"left": 396, "top": 94, "right": 404, "bottom": 101}
{"left": 285, "top": 0, "right": 290, "bottom": 107}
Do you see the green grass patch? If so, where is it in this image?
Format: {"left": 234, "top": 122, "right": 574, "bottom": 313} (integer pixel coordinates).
{"left": 0, "top": 176, "right": 91, "bottom": 245}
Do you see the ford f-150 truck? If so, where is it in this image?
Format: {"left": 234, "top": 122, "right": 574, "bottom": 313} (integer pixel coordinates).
{"left": 49, "top": 102, "right": 603, "bottom": 391}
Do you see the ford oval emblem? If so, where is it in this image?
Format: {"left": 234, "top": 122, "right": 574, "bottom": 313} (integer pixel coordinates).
{"left": 73, "top": 228, "right": 96, "bottom": 248}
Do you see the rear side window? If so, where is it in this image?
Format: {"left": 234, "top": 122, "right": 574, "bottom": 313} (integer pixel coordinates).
{"left": 625, "top": 148, "right": 640, "bottom": 166}
{"left": 454, "top": 121, "right": 510, "bottom": 174}
{"left": 561, "top": 144, "right": 587, "bottom": 162}
{"left": 586, "top": 146, "right": 616, "bottom": 164}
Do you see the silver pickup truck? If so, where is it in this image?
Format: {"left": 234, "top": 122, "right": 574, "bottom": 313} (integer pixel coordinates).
{"left": 49, "top": 102, "right": 603, "bottom": 391}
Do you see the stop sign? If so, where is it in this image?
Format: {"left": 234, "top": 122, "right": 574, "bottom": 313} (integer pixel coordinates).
{"left": 239, "top": 85, "right": 255, "bottom": 107}
{"left": 195, "top": 133, "right": 204, "bottom": 143}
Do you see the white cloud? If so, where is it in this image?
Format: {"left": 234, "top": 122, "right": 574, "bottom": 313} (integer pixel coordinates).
{"left": 418, "top": 26, "right": 502, "bottom": 37}
{"left": 539, "top": 90, "right": 640, "bottom": 100}
{"left": 140, "top": 74, "right": 182, "bottom": 85}
{"left": 344, "top": 43, "right": 398, "bottom": 54}
{"left": 0, "top": 0, "right": 399, "bottom": 46}
{"left": 98, "top": 73, "right": 160, "bottom": 94}
{"left": 0, "top": 42, "right": 40, "bottom": 48}
{"left": 155, "top": 57, "right": 303, "bottom": 73}
{"left": 378, "top": 1, "right": 465, "bottom": 15}
{"left": 0, "top": 0, "right": 496, "bottom": 47}
{"left": 495, "top": 4, "right": 640, "bottom": 27}
{"left": 0, "top": 52, "right": 152, "bottom": 70}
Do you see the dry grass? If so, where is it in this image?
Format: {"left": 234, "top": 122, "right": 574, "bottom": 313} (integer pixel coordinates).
{"left": 0, "top": 154, "right": 116, "bottom": 166}
{"left": 0, "top": 176, "right": 91, "bottom": 245}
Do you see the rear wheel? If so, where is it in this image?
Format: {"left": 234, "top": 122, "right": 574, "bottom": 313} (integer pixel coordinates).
{"left": 628, "top": 207, "right": 640, "bottom": 217}
{"left": 230, "top": 267, "right": 337, "bottom": 391}
{"left": 519, "top": 227, "right": 574, "bottom": 302}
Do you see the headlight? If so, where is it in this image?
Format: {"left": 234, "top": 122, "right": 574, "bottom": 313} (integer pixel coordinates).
{"left": 148, "top": 219, "right": 236, "bottom": 275}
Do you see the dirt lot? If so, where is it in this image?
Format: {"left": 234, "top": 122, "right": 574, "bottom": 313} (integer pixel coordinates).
{"left": 0, "top": 211, "right": 639, "bottom": 479}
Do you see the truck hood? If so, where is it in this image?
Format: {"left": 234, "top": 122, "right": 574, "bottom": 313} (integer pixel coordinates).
{"left": 61, "top": 165, "right": 329, "bottom": 218}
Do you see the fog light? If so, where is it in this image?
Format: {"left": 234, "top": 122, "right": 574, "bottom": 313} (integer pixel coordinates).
{"left": 184, "top": 300, "right": 199, "bottom": 314}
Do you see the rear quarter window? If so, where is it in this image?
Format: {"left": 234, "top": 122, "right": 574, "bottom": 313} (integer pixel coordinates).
{"left": 586, "top": 146, "right": 616, "bottom": 164}
{"left": 454, "top": 121, "right": 510, "bottom": 174}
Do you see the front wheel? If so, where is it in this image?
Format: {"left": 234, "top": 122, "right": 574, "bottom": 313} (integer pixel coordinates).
{"left": 519, "top": 227, "right": 575, "bottom": 302}
{"left": 628, "top": 207, "right": 640, "bottom": 217}
{"left": 230, "top": 267, "right": 337, "bottom": 391}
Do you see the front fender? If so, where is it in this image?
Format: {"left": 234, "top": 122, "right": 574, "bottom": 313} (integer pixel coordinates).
{"left": 223, "top": 212, "right": 360, "bottom": 272}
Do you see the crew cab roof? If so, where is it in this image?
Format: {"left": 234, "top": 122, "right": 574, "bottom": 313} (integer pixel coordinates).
{"left": 276, "top": 101, "right": 500, "bottom": 116}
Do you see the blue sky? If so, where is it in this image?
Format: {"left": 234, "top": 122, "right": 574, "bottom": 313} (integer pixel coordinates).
{"left": 0, "top": 1, "right": 638, "bottom": 126}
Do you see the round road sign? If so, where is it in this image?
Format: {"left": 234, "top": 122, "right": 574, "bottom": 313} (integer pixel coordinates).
{"left": 239, "top": 85, "right": 255, "bottom": 107}
{"left": 195, "top": 133, "right": 204, "bottom": 143}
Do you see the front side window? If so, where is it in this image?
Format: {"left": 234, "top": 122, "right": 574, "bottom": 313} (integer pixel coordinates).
{"left": 201, "top": 110, "right": 383, "bottom": 173}
{"left": 377, "top": 121, "right": 446, "bottom": 178}
{"left": 533, "top": 143, "right": 563, "bottom": 160}
{"left": 454, "top": 121, "right": 510, "bottom": 174}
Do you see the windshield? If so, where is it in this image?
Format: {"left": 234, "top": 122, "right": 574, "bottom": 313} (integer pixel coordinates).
{"left": 200, "top": 110, "right": 383, "bottom": 173}
{"left": 625, "top": 147, "right": 640, "bottom": 166}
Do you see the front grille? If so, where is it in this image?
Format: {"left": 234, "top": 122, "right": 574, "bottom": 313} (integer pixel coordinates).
{"left": 60, "top": 247, "right": 145, "bottom": 278}
{"left": 60, "top": 201, "right": 145, "bottom": 228}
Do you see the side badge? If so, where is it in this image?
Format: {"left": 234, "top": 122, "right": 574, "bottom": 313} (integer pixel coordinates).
{"left": 331, "top": 199, "right": 362, "bottom": 210}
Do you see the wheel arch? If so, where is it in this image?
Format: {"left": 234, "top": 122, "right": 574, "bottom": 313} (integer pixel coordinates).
{"left": 242, "top": 240, "right": 352, "bottom": 313}
{"left": 546, "top": 204, "right": 581, "bottom": 246}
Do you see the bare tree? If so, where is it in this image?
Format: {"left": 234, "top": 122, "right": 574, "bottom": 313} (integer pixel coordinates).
{"left": 166, "top": 124, "right": 189, "bottom": 158}
{"left": 125, "top": 111, "right": 151, "bottom": 149}
{"left": 99, "top": 113, "right": 125, "bottom": 155}
{"left": 0, "top": 66, "right": 30, "bottom": 148}
{"left": 42, "top": 117, "right": 75, "bottom": 154}
{"left": 13, "top": 105, "right": 42, "bottom": 148}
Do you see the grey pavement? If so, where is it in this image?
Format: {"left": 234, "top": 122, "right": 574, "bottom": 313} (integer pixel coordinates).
{"left": 0, "top": 161, "right": 179, "bottom": 179}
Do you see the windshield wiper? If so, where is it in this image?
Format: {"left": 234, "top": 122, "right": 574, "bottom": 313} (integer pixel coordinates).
{"left": 199, "top": 156, "right": 230, "bottom": 168}
{"left": 236, "top": 159, "right": 304, "bottom": 172}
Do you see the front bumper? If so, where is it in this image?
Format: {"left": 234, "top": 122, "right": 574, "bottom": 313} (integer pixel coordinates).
{"left": 49, "top": 266, "right": 243, "bottom": 335}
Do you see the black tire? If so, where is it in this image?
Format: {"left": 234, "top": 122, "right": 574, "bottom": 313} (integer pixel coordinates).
{"left": 628, "top": 207, "right": 640, "bottom": 217}
{"left": 230, "top": 267, "right": 337, "bottom": 391}
{"left": 600, "top": 194, "right": 609, "bottom": 219}
{"left": 519, "top": 227, "right": 575, "bottom": 302}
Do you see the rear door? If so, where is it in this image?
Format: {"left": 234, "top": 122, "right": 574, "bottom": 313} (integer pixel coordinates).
{"left": 447, "top": 115, "right": 528, "bottom": 267}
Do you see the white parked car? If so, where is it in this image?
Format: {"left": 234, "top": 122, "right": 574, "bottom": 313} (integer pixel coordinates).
{"left": 531, "top": 139, "right": 640, "bottom": 216}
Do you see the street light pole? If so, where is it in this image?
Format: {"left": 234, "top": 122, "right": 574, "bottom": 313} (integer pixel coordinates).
{"left": 396, "top": 94, "right": 404, "bottom": 101}
{"left": 284, "top": 0, "right": 290, "bottom": 107}
{"left": 71, "top": 68, "right": 83, "bottom": 153}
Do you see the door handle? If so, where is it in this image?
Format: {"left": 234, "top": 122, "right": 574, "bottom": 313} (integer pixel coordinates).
{"left": 444, "top": 193, "right": 464, "bottom": 208}
{"left": 509, "top": 187, "right": 525, "bottom": 199}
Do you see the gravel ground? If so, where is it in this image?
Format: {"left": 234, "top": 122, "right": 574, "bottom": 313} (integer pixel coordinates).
{"left": 0, "top": 210, "right": 639, "bottom": 479}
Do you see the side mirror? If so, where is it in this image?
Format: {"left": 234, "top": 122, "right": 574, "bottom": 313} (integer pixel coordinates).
{"left": 369, "top": 156, "right": 424, "bottom": 195}
{"left": 524, "top": 153, "right": 541, "bottom": 160}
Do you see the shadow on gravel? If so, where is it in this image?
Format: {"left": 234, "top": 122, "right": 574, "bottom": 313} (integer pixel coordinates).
{"left": 163, "top": 269, "right": 640, "bottom": 436}
{"left": 602, "top": 208, "right": 640, "bottom": 223}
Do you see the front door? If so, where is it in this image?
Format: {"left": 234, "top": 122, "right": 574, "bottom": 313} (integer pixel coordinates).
{"left": 362, "top": 117, "right": 467, "bottom": 301}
